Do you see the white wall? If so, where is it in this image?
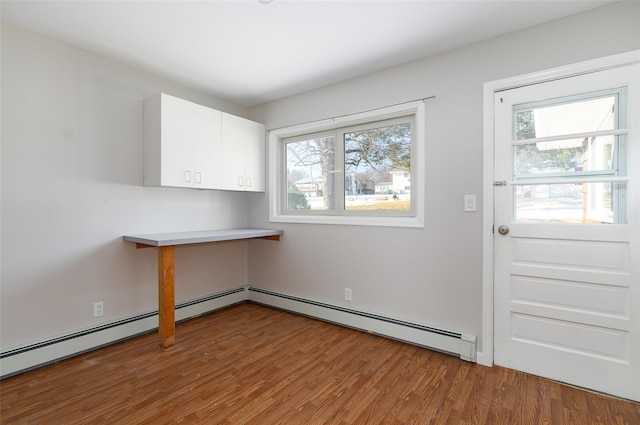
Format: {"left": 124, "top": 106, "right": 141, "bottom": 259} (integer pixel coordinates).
{"left": 246, "top": 1, "right": 640, "bottom": 354}
{"left": 0, "top": 24, "right": 254, "bottom": 351}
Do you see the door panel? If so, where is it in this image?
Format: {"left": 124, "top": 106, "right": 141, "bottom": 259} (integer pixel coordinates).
{"left": 494, "top": 63, "right": 639, "bottom": 401}
{"left": 511, "top": 276, "right": 629, "bottom": 317}
{"left": 510, "top": 314, "right": 628, "bottom": 360}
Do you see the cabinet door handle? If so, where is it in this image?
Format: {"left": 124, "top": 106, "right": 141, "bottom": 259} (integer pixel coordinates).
{"left": 238, "top": 176, "right": 244, "bottom": 187}
{"left": 184, "top": 171, "right": 192, "bottom": 183}
{"left": 194, "top": 172, "right": 202, "bottom": 184}
{"left": 245, "top": 177, "right": 251, "bottom": 188}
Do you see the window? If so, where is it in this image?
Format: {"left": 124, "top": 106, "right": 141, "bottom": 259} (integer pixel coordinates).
{"left": 512, "top": 89, "right": 627, "bottom": 224}
{"left": 269, "top": 101, "right": 425, "bottom": 227}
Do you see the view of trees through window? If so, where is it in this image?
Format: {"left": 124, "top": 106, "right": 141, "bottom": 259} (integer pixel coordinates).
{"left": 286, "top": 136, "right": 335, "bottom": 211}
{"left": 285, "top": 121, "right": 412, "bottom": 213}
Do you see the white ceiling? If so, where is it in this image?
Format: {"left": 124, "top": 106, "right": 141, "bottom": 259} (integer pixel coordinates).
{"left": 1, "top": 0, "right": 614, "bottom": 107}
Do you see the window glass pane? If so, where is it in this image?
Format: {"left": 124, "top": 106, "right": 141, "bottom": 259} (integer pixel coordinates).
{"left": 344, "top": 123, "right": 411, "bottom": 211}
{"left": 514, "top": 135, "right": 617, "bottom": 177}
{"left": 515, "top": 182, "right": 625, "bottom": 224}
{"left": 515, "top": 96, "right": 615, "bottom": 140}
{"left": 285, "top": 136, "right": 336, "bottom": 211}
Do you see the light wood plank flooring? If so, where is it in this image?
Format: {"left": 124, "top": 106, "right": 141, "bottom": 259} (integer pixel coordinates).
{"left": 1, "top": 303, "right": 639, "bottom": 424}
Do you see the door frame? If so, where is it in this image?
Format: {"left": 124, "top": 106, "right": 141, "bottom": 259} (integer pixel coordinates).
{"left": 480, "top": 50, "right": 640, "bottom": 367}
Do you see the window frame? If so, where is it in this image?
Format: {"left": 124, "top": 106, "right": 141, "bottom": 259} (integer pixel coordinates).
{"left": 269, "top": 100, "right": 425, "bottom": 227}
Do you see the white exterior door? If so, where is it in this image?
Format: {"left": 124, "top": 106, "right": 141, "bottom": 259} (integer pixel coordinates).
{"left": 494, "top": 63, "right": 640, "bottom": 401}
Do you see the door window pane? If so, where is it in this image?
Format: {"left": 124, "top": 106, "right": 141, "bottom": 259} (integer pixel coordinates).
{"left": 515, "top": 95, "right": 615, "bottom": 140}
{"left": 344, "top": 124, "right": 411, "bottom": 211}
{"left": 514, "top": 135, "right": 617, "bottom": 177}
{"left": 515, "top": 182, "right": 624, "bottom": 224}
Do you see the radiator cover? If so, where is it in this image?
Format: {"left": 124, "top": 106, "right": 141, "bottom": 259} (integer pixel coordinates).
{"left": 1, "top": 286, "right": 477, "bottom": 378}
{"left": 248, "top": 287, "right": 476, "bottom": 362}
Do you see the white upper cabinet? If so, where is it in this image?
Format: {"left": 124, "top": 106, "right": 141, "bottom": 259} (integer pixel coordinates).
{"left": 144, "top": 93, "right": 265, "bottom": 192}
{"left": 220, "top": 112, "right": 266, "bottom": 192}
{"left": 144, "top": 93, "right": 221, "bottom": 189}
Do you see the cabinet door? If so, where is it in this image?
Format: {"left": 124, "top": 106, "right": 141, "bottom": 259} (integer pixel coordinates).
{"left": 191, "top": 103, "right": 221, "bottom": 189}
{"left": 243, "top": 120, "right": 266, "bottom": 192}
{"left": 160, "top": 94, "right": 197, "bottom": 188}
{"left": 157, "top": 94, "right": 221, "bottom": 189}
{"left": 221, "top": 113, "right": 264, "bottom": 191}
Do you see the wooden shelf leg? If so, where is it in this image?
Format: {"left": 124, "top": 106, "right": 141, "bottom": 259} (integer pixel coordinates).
{"left": 158, "top": 245, "right": 176, "bottom": 349}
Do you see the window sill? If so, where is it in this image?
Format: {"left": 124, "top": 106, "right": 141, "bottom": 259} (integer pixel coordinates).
{"left": 269, "top": 213, "right": 424, "bottom": 228}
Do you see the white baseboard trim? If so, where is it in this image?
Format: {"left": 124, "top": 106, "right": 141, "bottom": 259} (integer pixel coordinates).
{"left": 0, "top": 287, "right": 247, "bottom": 378}
{"left": 1, "top": 286, "right": 478, "bottom": 378}
{"left": 247, "top": 287, "right": 477, "bottom": 362}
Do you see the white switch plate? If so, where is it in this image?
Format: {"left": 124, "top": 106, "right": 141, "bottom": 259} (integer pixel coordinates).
{"left": 464, "top": 195, "right": 477, "bottom": 212}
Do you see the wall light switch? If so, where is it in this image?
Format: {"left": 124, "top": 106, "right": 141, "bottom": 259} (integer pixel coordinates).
{"left": 464, "top": 195, "right": 477, "bottom": 212}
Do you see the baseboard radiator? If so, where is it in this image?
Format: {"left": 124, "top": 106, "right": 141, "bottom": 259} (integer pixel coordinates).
{"left": 0, "top": 288, "right": 246, "bottom": 378}
{"left": 248, "top": 287, "right": 476, "bottom": 363}
{"left": 1, "top": 286, "right": 476, "bottom": 378}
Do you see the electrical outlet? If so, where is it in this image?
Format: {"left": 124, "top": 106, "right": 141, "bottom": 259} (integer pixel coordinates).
{"left": 93, "top": 301, "right": 104, "bottom": 317}
{"left": 345, "top": 288, "right": 352, "bottom": 302}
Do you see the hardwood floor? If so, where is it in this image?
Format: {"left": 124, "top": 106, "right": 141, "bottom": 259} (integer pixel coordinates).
{"left": 1, "top": 303, "right": 639, "bottom": 424}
